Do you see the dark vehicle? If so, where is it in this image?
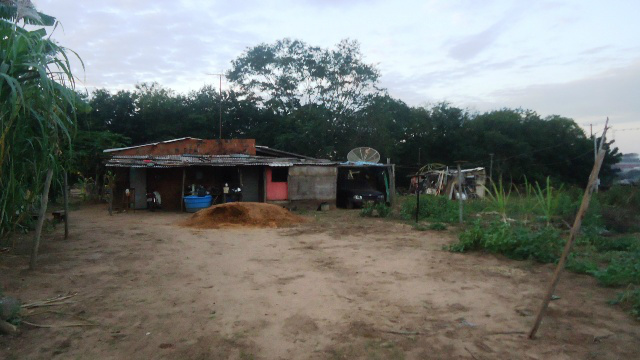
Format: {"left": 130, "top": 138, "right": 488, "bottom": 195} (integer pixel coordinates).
{"left": 338, "top": 187, "right": 385, "bottom": 208}
{"left": 337, "top": 168, "right": 386, "bottom": 208}
{"left": 146, "top": 191, "right": 160, "bottom": 211}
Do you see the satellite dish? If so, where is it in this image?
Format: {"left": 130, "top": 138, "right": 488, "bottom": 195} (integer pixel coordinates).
{"left": 347, "top": 147, "right": 381, "bottom": 163}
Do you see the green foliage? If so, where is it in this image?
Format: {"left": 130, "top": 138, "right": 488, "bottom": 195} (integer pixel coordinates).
{"left": 400, "top": 195, "right": 458, "bottom": 223}
{"left": 532, "top": 177, "right": 562, "bottom": 225}
{"left": 414, "top": 223, "right": 447, "bottom": 232}
{"left": 592, "top": 235, "right": 639, "bottom": 252}
{"left": 72, "top": 41, "right": 620, "bottom": 190}
{"left": 592, "top": 250, "right": 640, "bottom": 287}
{"left": 227, "top": 38, "right": 381, "bottom": 116}
{"left": 609, "top": 288, "right": 640, "bottom": 320}
{"left": 360, "top": 202, "right": 391, "bottom": 218}
{"left": 0, "top": 3, "right": 82, "bottom": 237}
{"left": 448, "top": 221, "right": 564, "bottom": 263}
{"left": 485, "top": 179, "right": 511, "bottom": 221}
{"left": 566, "top": 253, "right": 598, "bottom": 275}
{"left": 429, "top": 223, "right": 447, "bottom": 231}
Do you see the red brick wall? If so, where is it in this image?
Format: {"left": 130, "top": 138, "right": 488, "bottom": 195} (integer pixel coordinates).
{"left": 111, "top": 139, "right": 255, "bottom": 156}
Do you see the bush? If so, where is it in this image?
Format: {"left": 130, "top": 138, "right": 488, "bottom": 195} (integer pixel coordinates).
{"left": 592, "top": 250, "right": 640, "bottom": 287}
{"left": 609, "top": 288, "right": 640, "bottom": 320}
{"left": 360, "top": 202, "right": 391, "bottom": 218}
{"left": 593, "top": 235, "right": 639, "bottom": 252}
{"left": 429, "top": 223, "right": 447, "bottom": 231}
{"left": 448, "top": 220, "right": 485, "bottom": 252}
{"left": 448, "top": 221, "right": 564, "bottom": 263}
{"left": 566, "top": 253, "right": 598, "bottom": 274}
{"left": 400, "top": 195, "right": 458, "bottom": 223}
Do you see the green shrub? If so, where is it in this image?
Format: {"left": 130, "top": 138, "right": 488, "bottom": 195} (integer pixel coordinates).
{"left": 400, "top": 195, "right": 458, "bottom": 223}
{"left": 361, "top": 202, "right": 391, "bottom": 218}
{"left": 429, "top": 223, "right": 447, "bottom": 231}
{"left": 532, "top": 177, "right": 563, "bottom": 226}
{"left": 592, "top": 250, "right": 640, "bottom": 287}
{"left": 448, "top": 221, "right": 564, "bottom": 263}
{"left": 486, "top": 179, "right": 512, "bottom": 221}
{"left": 609, "top": 288, "right": 640, "bottom": 320}
{"left": 510, "top": 226, "right": 564, "bottom": 263}
{"left": 448, "top": 220, "right": 485, "bottom": 252}
{"left": 566, "top": 253, "right": 598, "bottom": 274}
{"left": 593, "top": 235, "right": 639, "bottom": 252}
{"left": 600, "top": 185, "right": 640, "bottom": 211}
{"left": 413, "top": 224, "right": 429, "bottom": 231}
{"left": 360, "top": 202, "right": 374, "bottom": 217}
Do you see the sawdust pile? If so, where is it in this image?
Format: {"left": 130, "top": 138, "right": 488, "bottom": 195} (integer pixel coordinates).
{"left": 181, "top": 202, "right": 305, "bottom": 229}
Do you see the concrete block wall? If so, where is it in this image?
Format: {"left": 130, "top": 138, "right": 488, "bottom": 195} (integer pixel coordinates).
{"left": 288, "top": 166, "right": 337, "bottom": 201}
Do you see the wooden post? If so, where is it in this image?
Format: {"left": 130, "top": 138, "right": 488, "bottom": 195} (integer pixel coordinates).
{"left": 30, "top": 168, "right": 54, "bottom": 270}
{"left": 457, "top": 163, "right": 464, "bottom": 224}
{"left": 529, "top": 121, "right": 609, "bottom": 339}
{"left": 389, "top": 164, "right": 396, "bottom": 206}
{"left": 63, "top": 170, "right": 69, "bottom": 239}
{"left": 108, "top": 189, "right": 113, "bottom": 216}
{"left": 181, "top": 168, "right": 186, "bottom": 212}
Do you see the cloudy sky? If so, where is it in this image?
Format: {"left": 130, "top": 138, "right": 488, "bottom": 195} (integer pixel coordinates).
{"left": 37, "top": 0, "right": 640, "bottom": 153}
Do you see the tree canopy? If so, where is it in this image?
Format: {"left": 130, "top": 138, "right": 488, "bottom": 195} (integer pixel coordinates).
{"left": 67, "top": 37, "right": 620, "bottom": 191}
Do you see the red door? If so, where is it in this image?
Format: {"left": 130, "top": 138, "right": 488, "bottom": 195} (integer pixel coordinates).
{"left": 266, "top": 167, "right": 288, "bottom": 201}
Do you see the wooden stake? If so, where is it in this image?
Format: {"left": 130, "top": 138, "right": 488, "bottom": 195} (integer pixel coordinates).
{"left": 181, "top": 168, "right": 186, "bottom": 212}
{"left": 63, "top": 170, "right": 69, "bottom": 239}
{"left": 528, "top": 121, "right": 609, "bottom": 339}
{"left": 30, "top": 168, "right": 54, "bottom": 270}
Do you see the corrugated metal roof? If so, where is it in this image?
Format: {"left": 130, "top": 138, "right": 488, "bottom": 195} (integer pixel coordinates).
{"left": 106, "top": 154, "right": 337, "bottom": 168}
{"left": 339, "top": 161, "right": 390, "bottom": 167}
{"left": 103, "top": 137, "right": 204, "bottom": 153}
{"left": 255, "top": 145, "right": 316, "bottom": 160}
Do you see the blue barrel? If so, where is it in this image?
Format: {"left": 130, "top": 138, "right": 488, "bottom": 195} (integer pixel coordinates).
{"left": 183, "top": 195, "right": 213, "bottom": 213}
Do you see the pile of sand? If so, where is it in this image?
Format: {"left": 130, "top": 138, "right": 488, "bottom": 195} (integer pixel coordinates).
{"left": 181, "top": 202, "right": 305, "bottom": 229}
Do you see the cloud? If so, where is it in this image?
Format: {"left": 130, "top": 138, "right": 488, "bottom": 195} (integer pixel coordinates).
{"left": 478, "top": 59, "right": 640, "bottom": 153}
{"left": 491, "top": 59, "right": 640, "bottom": 123}
{"left": 448, "top": 18, "right": 512, "bottom": 61}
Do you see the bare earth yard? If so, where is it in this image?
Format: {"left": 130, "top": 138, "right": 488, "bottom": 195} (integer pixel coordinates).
{"left": 1, "top": 205, "right": 639, "bottom": 359}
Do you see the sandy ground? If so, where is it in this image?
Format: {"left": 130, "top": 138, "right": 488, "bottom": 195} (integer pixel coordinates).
{"left": 1, "top": 204, "right": 639, "bottom": 359}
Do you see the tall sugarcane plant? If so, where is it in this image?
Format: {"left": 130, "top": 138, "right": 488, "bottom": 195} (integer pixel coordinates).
{"left": 0, "top": 1, "right": 82, "bottom": 238}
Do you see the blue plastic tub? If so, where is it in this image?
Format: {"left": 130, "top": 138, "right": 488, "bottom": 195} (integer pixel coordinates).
{"left": 183, "top": 195, "right": 213, "bottom": 213}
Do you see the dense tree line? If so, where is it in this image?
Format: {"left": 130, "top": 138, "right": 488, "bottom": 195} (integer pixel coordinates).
{"left": 75, "top": 38, "right": 620, "bottom": 188}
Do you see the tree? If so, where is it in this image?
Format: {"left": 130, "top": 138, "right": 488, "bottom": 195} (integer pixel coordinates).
{"left": 227, "top": 38, "right": 382, "bottom": 117}
{"left": 0, "top": 1, "right": 82, "bottom": 237}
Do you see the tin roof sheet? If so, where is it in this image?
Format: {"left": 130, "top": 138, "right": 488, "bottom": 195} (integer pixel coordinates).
{"left": 106, "top": 154, "right": 336, "bottom": 168}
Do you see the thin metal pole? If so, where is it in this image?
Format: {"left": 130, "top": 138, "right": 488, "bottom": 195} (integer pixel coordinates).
{"left": 219, "top": 75, "right": 222, "bottom": 139}
{"left": 489, "top": 153, "right": 494, "bottom": 184}
{"left": 593, "top": 133, "right": 598, "bottom": 193}
{"left": 457, "top": 163, "right": 463, "bottom": 224}
{"left": 415, "top": 175, "right": 420, "bottom": 223}
{"left": 206, "top": 73, "right": 225, "bottom": 139}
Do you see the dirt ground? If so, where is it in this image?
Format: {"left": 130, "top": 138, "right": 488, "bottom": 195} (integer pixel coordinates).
{"left": 1, "top": 204, "right": 639, "bottom": 359}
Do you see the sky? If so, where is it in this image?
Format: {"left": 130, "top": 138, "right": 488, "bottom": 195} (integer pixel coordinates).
{"left": 36, "top": 0, "right": 640, "bottom": 153}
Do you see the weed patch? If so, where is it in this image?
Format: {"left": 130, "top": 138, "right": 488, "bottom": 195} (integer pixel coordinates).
{"left": 361, "top": 202, "right": 391, "bottom": 218}
{"left": 400, "top": 195, "right": 458, "bottom": 223}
